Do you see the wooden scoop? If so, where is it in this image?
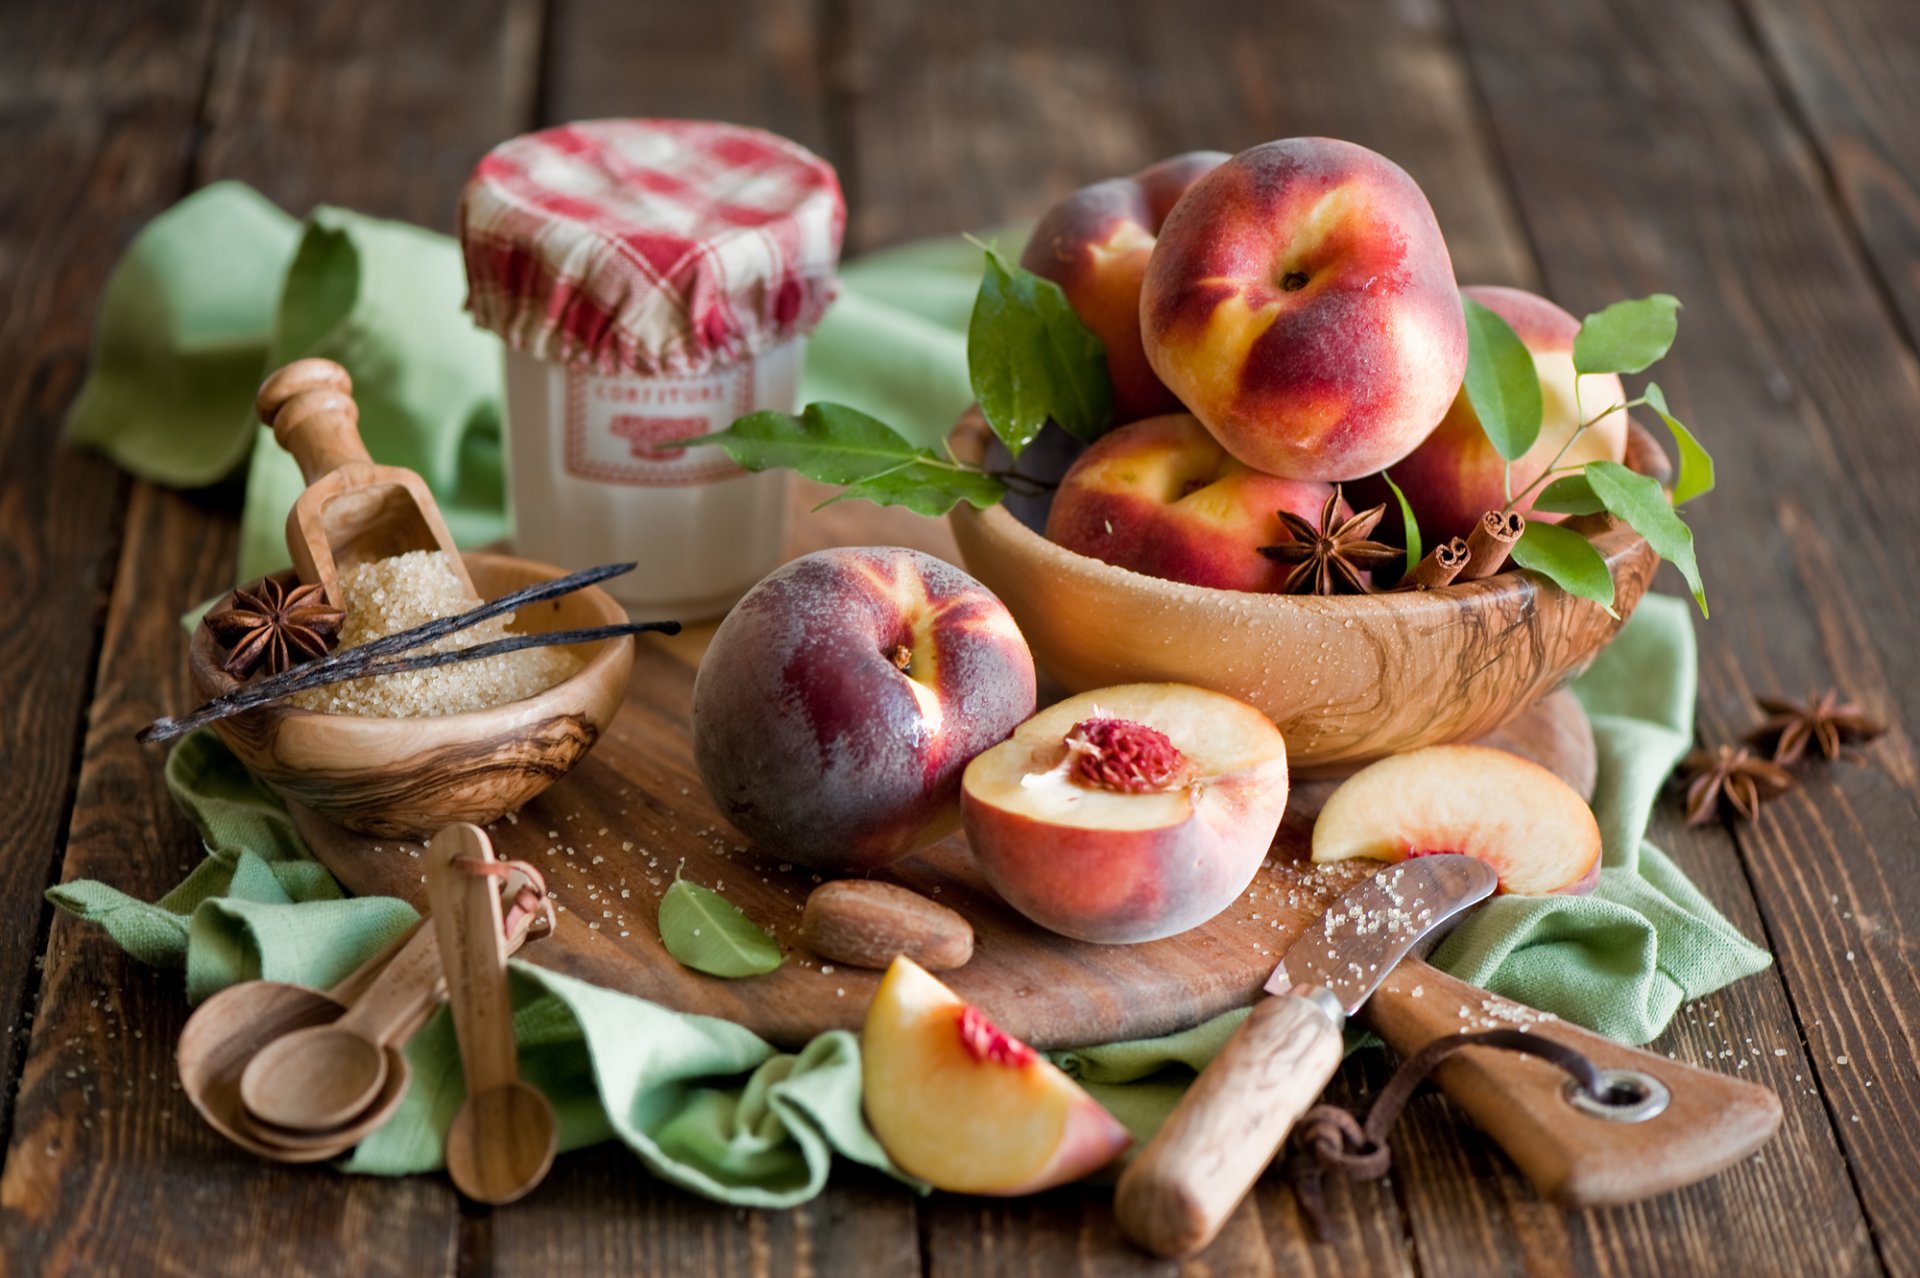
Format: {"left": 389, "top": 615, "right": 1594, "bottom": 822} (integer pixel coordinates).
{"left": 237, "top": 913, "right": 444, "bottom": 1132}
{"left": 255, "top": 358, "right": 473, "bottom": 605}
{"left": 428, "top": 823, "right": 557, "bottom": 1205}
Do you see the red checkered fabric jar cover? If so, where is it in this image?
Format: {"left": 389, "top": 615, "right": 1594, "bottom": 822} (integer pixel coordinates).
{"left": 458, "top": 119, "right": 845, "bottom": 377}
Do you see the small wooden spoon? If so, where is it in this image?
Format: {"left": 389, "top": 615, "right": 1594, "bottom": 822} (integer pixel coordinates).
{"left": 428, "top": 823, "right": 557, "bottom": 1205}
{"left": 255, "top": 357, "right": 474, "bottom": 605}
{"left": 237, "top": 913, "right": 445, "bottom": 1132}
{"left": 178, "top": 920, "right": 424, "bottom": 1162}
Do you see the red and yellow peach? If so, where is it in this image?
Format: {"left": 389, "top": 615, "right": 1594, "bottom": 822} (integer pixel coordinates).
{"left": 1140, "top": 137, "right": 1467, "bottom": 481}
{"left": 1043, "top": 413, "right": 1344, "bottom": 592}
{"left": 1379, "top": 285, "right": 1629, "bottom": 545}
{"left": 1020, "top": 152, "right": 1229, "bottom": 424}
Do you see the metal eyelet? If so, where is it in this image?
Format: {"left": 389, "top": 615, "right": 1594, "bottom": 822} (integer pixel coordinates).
{"left": 1563, "top": 1068, "right": 1671, "bottom": 1123}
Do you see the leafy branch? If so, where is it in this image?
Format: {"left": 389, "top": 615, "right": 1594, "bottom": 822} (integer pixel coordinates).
{"left": 682, "top": 244, "right": 1111, "bottom": 514}
{"left": 1461, "top": 291, "right": 1714, "bottom": 616}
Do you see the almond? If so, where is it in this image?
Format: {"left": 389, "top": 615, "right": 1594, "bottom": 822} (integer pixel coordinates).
{"left": 801, "top": 880, "right": 974, "bottom": 971}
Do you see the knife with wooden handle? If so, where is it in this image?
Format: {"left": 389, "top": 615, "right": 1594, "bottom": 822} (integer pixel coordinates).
{"left": 1115, "top": 854, "right": 1499, "bottom": 1258}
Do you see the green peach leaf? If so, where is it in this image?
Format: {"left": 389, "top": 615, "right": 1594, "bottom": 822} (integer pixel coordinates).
{"left": 1511, "top": 521, "right": 1617, "bottom": 616}
{"left": 1462, "top": 295, "right": 1544, "bottom": 461}
{"left": 1573, "top": 295, "right": 1680, "bottom": 375}
{"left": 968, "top": 247, "right": 1113, "bottom": 456}
{"left": 1532, "top": 474, "right": 1606, "bottom": 516}
{"left": 681, "top": 403, "right": 1007, "bottom": 516}
{"left": 822, "top": 464, "right": 1007, "bottom": 517}
{"left": 1642, "top": 382, "right": 1716, "bottom": 505}
{"left": 1380, "top": 470, "right": 1422, "bottom": 574}
{"left": 658, "top": 875, "right": 783, "bottom": 979}
{"left": 1585, "top": 459, "right": 1709, "bottom": 617}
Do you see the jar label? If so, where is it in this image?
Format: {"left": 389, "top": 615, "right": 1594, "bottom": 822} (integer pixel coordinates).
{"left": 563, "top": 362, "right": 752, "bottom": 486}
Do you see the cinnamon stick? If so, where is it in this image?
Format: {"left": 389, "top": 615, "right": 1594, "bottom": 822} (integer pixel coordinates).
{"left": 1459, "top": 511, "right": 1525, "bottom": 581}
{"left": 1397, "top": 537, "right": 1471, "bottom": 590}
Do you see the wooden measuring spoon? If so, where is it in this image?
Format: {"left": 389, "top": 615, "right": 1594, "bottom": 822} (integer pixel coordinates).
{"left": 255, "top": 357, "right": 473, "bottom": 605}
{"left": 178, "top": 920, "right": 424, "bottom": 1163}
{"left": 428, "top": 823, "right": 557, "bottom": 1204}
{"left": 237, "top": 912, "right": 445, "bottom": 1131}
{"left": 234, "top": 884, "right": 551, "bottom": 1154}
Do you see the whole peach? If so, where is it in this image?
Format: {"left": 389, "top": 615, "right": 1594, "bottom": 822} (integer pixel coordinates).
{"left": 1044, "top": 413, "right": 1344, "bottom": 593}
{"left": 693, "top": 547, "right": 1036, "bottom": 872}
{"left": 1140, "top": 137, "right": 1467, "bottom": 481}
{"left": 1373, "top": 285, "right": 1628, "bottom": 545}
{"left": 1021, "top": 151, "right": 1229, "bottom": 424}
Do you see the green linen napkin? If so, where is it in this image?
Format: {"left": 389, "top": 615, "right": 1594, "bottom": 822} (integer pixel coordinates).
{"left": 53, "top": 183, "right": 1770, "bottom": 1199}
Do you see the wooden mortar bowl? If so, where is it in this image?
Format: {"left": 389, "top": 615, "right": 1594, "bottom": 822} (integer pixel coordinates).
{"left": 945, "top": 410, "right": 1661, "bottom": 774}
{"left": 188, "top": 552, "right": 635, "bottom": 838}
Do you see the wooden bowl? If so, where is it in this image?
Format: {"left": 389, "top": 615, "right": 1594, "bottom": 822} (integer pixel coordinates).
{"left": 945, "top": 410, "right": 1660, "bottom": 774}
{"left": 188, "top": 552, "right": 635, "bottom": 838}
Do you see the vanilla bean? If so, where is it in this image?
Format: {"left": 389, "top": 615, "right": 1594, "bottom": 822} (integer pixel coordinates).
{"left": 1459, "top": 511, "right": 1525, "bottom": 581}
{"left": 266, "top": 560, "right": 638, "bottom": 684}
{"left": 140, "top": 620, "right": 680, "bottom": 743}
{"left": 1397, "top": 537, "right": 1471, "bottom": 590}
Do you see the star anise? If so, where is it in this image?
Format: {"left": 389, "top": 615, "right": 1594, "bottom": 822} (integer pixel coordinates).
{"left": 1676, "top": 744, "right": 1794, "bottom": 826}
{"left": 1748, "top": 689, "right": 1887, "bottom": 765}
{"left": 1258, "top": 486, "right": 1401, "bottom": 595}
{"left": 204, "top": 577, "right": 346, "bottom": 680}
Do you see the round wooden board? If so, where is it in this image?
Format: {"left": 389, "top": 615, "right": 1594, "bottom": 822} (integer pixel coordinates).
{"left": 293, "top": 639, "right": 1595, "bottom": 1050}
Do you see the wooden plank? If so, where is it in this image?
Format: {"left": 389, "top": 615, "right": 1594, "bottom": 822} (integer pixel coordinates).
{"left": 0, "top": 0, "right": 214, "bottom": 1169}
{"left": 1739, "top": 0, "right": 1920, "bottom": 353}
{"left": 0, "top": 483, "right": 461, "bottom": 1277}
{"left": 1, "top": 0, "right": 546, "bottom": 1271}
{"left": 195, "top": 0, "right": 544, "bottom": 225}
{"left": 490, "top": 1148, "right": 920, "bottom": 1275}
{"left": 1450, "top": 0, "right": 1920, "bottom": 1271}
{"left": 542, "top": 0, "right": 830, "bottom": 154}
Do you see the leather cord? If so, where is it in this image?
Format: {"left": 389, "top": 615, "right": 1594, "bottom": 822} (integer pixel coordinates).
{"left": 1289, "top": 1029, "right": 1604, "bottom": 1241}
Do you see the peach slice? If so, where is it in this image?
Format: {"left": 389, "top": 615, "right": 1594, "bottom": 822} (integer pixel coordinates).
{"left": 962, "top": 684, "right": 1290, "bottom": 943}
{"left": 861, "top": 957, "right": 1131, "bottom": 1194}
{"left": 1311, "top": 744, "right": 1602, "bottom": 895}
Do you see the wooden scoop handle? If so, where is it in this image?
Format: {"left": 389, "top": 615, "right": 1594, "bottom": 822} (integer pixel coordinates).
{"left": 1365, "top": 957, "right": 1783, "bottom": 1205}
{"left": 256, "top": 358, "right": 371, "bottom": 483}
{"left": 1115, "top": 991, "right": 1344, "bottom": 1258}
{"left": 427, "top": 824, "right": 521, "bottom": 1095}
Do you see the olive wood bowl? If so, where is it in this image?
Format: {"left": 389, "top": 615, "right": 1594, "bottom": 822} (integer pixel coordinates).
{"left": 188, "top": 552, "right": 634, "bottom": 838}
{"left": 945, "top": 409, "right": 1661, "bottom": 774}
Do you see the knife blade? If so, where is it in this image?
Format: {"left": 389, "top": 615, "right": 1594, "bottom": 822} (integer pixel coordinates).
{"left": 1115, "top": 855, "right": 1498, "bottom": 1258}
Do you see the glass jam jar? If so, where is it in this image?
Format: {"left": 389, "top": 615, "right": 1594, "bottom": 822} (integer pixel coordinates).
{"left": 458, "top": 119, "right": 845, "bottom": 619}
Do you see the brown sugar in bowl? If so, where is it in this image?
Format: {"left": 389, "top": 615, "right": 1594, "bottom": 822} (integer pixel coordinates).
{"left": 188, "top": 552, "right": 635, "bottom": 839}
{"left": 944, "top": 409, "right": 1661, "bottom": 774}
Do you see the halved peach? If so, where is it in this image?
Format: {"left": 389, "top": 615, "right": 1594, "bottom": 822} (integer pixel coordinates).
{"left": 1311, "top": 744, "right": 1602, "bottom": 895}
{"left": 861, "top": 957, "right": 1130, "bottom": 1194}
{"left": 962, "top": 684, "right": 1289, "bottom": 943}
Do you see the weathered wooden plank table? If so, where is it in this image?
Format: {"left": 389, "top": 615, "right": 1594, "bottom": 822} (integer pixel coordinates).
{"left": 2, "top": 0, "right": 1914, "bottom": 1273}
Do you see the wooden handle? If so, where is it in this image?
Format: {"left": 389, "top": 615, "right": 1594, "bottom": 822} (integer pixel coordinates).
{"left": 1365, "top": 958, "right": 1783, "bottom": 1205}
{"left": 257, "top": 357, "right": 352, "bottom": 423}
{"left": 333, "top": 918, "right": 443, "bottom": 1045}
{"left": 323, "top": 918, "right": 427, "bottom": 1005}
{"left": 427, "top": 824, "right": 521, "bottom": 1094}
{"left": 1116, "top": 992, "right": 1344, "bottom": 1258}
{"left": 270, "top": 387, "right": 372, "bottom": 484}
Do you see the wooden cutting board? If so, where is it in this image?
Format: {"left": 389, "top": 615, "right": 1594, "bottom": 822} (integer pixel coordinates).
{"left": 293, "top": 635, "right": 1595, "bottom": 1051}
